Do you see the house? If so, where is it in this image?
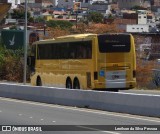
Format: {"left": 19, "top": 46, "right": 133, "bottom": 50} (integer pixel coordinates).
{"left": 118, "top": 0, "right": 145, "bottom": 10}
{"left": 20, "top": 0, "right": 53, "bottom": 8}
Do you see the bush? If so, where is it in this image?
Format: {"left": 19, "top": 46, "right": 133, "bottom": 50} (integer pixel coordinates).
{"left": 0, "top": 44, "right": 24, "bottom": 82}
{"left": 136, "top": 59, "right": 156, "bottom": 88}
{"left": 46, "top": 20, "right": 73, "bottom": 30}
{"left": 88, "top": 12, "right": 103, "bottom": 23}
{"left": 0, "top": 47, "right": 5, "bottom": 73}
{"left": 3, "top": 55, "right": 23, "bottom": 82}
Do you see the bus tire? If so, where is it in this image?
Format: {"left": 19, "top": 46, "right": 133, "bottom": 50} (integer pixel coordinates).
{"left": 36, "top": 76, "right": 42, "bottom": 86}
{"left": 66, "top": 78, "right": 72, "bottom": 89}
{"left": 113, "top": 89, "right": 119, "bottom": 92}
{"left": 73, "top": 78, "right": 80, "bottom": 89}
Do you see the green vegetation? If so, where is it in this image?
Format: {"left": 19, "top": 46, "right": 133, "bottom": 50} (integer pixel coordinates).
{"left": 11, "top": 9, "right": 31, "bottom": 19}
{"left": 46, "top": 20, "right": 73, "bottom": 30}
{"left": 34, "top": 16, "right": 45, "bottom": 23}
{"left": 0, "top": 42, "right": 24, "bottom": 82}
{"left": 88, "top": 11, "right": 103, "bottom": 23}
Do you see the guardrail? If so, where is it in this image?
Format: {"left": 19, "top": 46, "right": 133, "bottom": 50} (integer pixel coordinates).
{"left": 0, "top": 83, "right": 159, "bottom": 117}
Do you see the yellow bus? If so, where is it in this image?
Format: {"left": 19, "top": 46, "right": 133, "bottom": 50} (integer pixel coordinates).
{"left": 28, "top": 33, "right": 136, "bottom": 91}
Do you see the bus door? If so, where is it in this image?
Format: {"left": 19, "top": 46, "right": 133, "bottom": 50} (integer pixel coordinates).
{"left": 97, "top": 34, "right": 131, "bottom": 89}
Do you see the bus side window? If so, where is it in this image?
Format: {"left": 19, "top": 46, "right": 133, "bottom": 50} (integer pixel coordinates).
{"left": 87, "top": 47, "right": 91, "bottom": 58}
{"left": 77, "top": 46, "right": 83, "bottom": 58}
{"left": 70, "top": 51, "right": 75, "bottom": 58}
{"left": 68, "top": 42, "right": 76, "bottom": 59}
{"left": 84, "top": 41, "right": 92, "bottom": 59}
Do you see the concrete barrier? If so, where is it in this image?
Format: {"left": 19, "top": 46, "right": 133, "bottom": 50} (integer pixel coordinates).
{"left": 0, "top": 83, "right": 160, "bottom": 117}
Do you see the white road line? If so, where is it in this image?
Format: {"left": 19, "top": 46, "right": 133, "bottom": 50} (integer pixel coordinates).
{"left": 0, "top": 97, "right": 160, "bottom": 123}
{"left": 0, "top": 110, "right": 2, "bottom": 112}
{"left": 77, "top": 126, "right": 121, "bottom": 134}
{"left": 52, "top": 121, "right": 56, "bottom": 123}
{"left": 29, "top": 117, "right": 33, "bottom": 119}
{"left": 18, "top": 114, "right": 22, "bottom": 116}
{"left": 40, "top": 119, "right": 44, "bottom": 121}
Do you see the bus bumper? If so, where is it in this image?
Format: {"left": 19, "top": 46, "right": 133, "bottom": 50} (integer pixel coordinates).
{"left": 94, "top": 80, "right": 136, "bottom": 89}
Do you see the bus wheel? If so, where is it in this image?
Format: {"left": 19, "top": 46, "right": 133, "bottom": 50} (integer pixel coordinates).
{"left": 73, "top": 78, "right": 80, "bottom": 89}
{"left": 66, "top": 78, "right": 72, "bottom": 89}
{"left": 113, "top": 89, "right": 119, "bottom": 92}
{"left": 37, "top": 76, "right": 42, "bottom": 86}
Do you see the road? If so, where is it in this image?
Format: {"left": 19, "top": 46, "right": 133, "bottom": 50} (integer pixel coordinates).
{"left": 0, "top": 97, "right": 159, "bottom": 134}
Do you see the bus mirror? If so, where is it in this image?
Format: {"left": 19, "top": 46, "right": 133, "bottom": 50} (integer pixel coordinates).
{"left": 27, "top": 56, "right": 35, "bottom": 66}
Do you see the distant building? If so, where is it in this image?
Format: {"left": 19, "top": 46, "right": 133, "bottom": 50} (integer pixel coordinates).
{"left": 89, "top": 3, "right": 109, "bottom": 14}
{"left": 137, "top": 10, "right": 147, "bottom": 24}
{"left": 20, "top": 0, "right": 35, "bottom": 3}
{"left": 20, "top": 0, "right": 52, "bottom": 8}
{"left": 57, "top": 0, "right": 73, "bottom": 9}
{"left": 0, "top": 0, "right": 8, "bottom": 3}
{"left": 118, "top": 0, "right": 145, "bottom": 10}
{"left": 153, "top": 0, "right": 160, "bottom": 6}
{"left": 126, "top": 24, "right": 150, "bottom": 33}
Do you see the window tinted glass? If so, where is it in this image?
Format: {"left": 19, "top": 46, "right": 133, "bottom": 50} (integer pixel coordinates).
{"left": 98, "top": 34, "right": 131, "bottom": 53}
{"left": 37, "top": 41, "right": 92, "bottom": 59}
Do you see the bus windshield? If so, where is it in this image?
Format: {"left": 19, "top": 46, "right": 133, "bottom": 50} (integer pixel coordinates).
{"left": 98, "top": 34, "right": 131, "bottom": 53}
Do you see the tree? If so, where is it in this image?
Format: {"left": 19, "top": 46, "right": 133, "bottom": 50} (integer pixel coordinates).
{"left": 88, "top": 12, "right": 103, "bottom": 23}
{"left": 35, "top": 16, "right": 45, "bottom": 23}
{"left": 11, "top": 9, "right": 31, "bottom": 19}
{"left": 108, "top": 14, "right": 114, "bottom": 19}
{"left": 28, "top": 17, "right": 34, "bottom": 23}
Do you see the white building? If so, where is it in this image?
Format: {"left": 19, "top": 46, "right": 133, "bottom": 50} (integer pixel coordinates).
{"left": 52, "top": 0, "right": 58, "bottom": 7}
{"left": 8, "top": 0, "right": 20, "bottom": 8}
{"left": 126, "top": 24, "right": 150, "bottom": 33}
{"left": 20, "top": 0, "right": 35, "bottom": 3}
{"left": 137, "top": 10, "right": 147, "bottom": 24}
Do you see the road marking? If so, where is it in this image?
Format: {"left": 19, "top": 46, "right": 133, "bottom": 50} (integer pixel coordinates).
{"left": 18, "top": 114, "right": 22, "bottom": 116}
{"left": 77, "top": 125, "right": 121, "bottom": 134}
{"left": 0, "top": 97, "right": 160, "bottom": 123}
{"left": 0, "top": 110, "right": 2, "bottom": 112}
{"left": 40, "top": 119, "right": 44, "bottom": 121}
{"left": 29, "top": 117, "right": 33, "bottom": 119}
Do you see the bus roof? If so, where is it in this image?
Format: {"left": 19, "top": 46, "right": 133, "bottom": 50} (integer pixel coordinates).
{"left": 33, "top": 38, "right": 55, "bottom": 44}
{"left": 55, "top": 33, "right": 97, "bottom": 40}
{"left": 32, "top": 33, "right": 97, "bottom": 45}
{"left": 32, "top": 33, "right": 132, "bottom": 45}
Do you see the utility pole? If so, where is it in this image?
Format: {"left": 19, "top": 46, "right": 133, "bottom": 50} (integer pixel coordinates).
{"left": 76, "top": 10, "right": 78, "bottom": 29}
{"left": 23, "top": 0, "right": 27, "bottom": 84}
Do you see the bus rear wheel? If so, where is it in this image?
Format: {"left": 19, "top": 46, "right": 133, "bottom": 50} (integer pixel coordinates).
{"left": 66, "top": 78, "right": 72, "bottom": 89}
{"left": 73, "top": 78, "right": 80, "bottom": 89}
{"left": 37, "top": 77, "right": 42, "bottom": 86}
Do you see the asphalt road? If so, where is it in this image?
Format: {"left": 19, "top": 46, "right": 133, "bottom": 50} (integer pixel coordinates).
{"left": 0, "top": 97, "right": 159, "bottom": 134}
